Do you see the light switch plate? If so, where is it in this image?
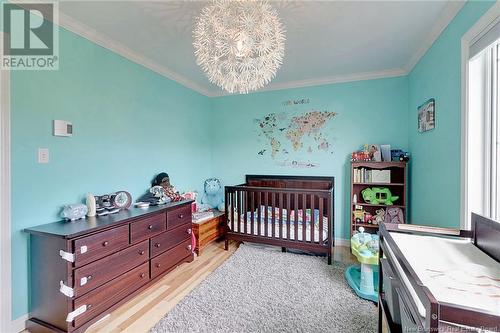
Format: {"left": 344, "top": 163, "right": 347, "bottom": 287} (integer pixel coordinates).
{"left": 38, "top": 148, "right": 49, "bottom": 164}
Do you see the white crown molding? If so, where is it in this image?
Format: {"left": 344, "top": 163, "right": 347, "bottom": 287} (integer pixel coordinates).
{"left": 28, "top": 1, "right": 464, "bottom": 97}
{"left": 207, "top": 68, "right": 408, "bottom": 97}
{"left": 404, "top": 1, "right": 465, "bottom": 73}
{"left": 56, "top": 11, "right": 215, "bottom": 97}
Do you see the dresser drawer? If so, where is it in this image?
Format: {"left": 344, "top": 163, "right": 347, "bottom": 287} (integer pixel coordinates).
{"left": 72, "top": 262, "right": 149, "bottom": 328}
{"left": 130, "top": 212, "right": 166, "bottom": 243}
{"left": 73, "top": 240, "right": 149, "bottom": 297}
{"left": 150, "top": 223, "right": 192, "bottom": 257}
{"left": 167, "top": 205, "right": 191, "bottom": 230}
{"left": 73, "top": 225, "right": 129, "bottom": 267}
{"left": 150, "top": 239, "right": 192, "bottom": 279}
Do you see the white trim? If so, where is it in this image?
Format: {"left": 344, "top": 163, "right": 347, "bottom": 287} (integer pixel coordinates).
{"left": 52, "top": 1, "right": 461, "bottom": 97}
{"left": 461, "top": 2, "right": 500, "bottom": 229}
{"left": 334, "top": 238, "right": 350, "bottom": 248}
{"left": 0, "top": 32, "right": 14, "bottom": 333}
{"left": 10, "top": 314, "right": 28, "bottom": 333}
{"left": 54, "top": 11, "right": 215, "bottom": 97}
{"left": 208, "top": 68, "right": 408, "bottom": 97}
{"left": 404, "top": 1, "right": 465, "bottom": 73}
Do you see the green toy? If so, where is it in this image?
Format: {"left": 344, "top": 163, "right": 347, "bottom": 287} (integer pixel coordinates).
{"left": 361, "top": 187, "right": 399, "bottom": 205}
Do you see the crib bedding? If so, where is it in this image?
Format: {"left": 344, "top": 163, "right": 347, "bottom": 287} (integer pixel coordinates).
{"left": 387, "top": 232, "right": 500, "bottom": 319}
{"left": 228, "top": 207, "right": 328, "bottom": 242}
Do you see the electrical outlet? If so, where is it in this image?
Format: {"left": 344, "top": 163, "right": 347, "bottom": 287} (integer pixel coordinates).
{"left": 38, "top": 148, "right": 49, "bottom": 164}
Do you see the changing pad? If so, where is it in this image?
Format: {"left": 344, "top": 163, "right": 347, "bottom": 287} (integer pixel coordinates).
{"left": 388, "top": 232, "right": 500, "bottom": 318}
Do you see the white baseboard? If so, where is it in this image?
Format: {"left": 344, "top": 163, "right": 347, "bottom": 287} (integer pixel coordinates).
{"left": 334, "top": 238, "right": 350, "bottom": 247}
{"left": 10, "top": 314, "right": 28, "bottom": 333}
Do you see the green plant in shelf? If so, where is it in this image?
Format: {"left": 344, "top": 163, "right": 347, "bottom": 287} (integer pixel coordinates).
{"left": 361, "top": 187, "right": 399, "bottom": 205}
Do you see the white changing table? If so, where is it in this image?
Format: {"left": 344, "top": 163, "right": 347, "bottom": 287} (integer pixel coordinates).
{"left": 379, "top": 214, "right": 500, "bottom": 332}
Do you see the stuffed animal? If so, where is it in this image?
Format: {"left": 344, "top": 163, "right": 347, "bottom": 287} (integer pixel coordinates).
{"left": 385, "top": 207, "right": 404, "bottom": 224}
{"left": 362, "top": 187, "right": 399, "bottom": 205}
{"left": 153, "top": 173, "right": 182, "bottom": 202}
{"left": 61, "top": 204, "right": 88, "bottom": 221}
{"left": 373, "top": 208, "right": 385, "bottom": 225}
{"left": 198, "top": 178, "right": 225, "bottom": 212}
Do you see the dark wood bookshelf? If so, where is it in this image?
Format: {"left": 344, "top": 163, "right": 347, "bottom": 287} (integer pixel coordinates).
{"left": 350, "top": 161, "right": 408, "bottom": 237}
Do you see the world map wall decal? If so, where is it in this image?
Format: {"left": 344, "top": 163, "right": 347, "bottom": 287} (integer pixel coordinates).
{"left": 254, "top": 110, "right": 338, "bottom": 168}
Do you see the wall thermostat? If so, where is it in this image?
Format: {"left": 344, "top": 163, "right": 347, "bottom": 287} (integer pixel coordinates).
{"left": 53, "top": 120, "right": 73, "bottom": 137}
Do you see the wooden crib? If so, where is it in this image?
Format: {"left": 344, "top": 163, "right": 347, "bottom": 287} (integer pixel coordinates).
{"left": 224, "top": 175, "right": 335, "bottom": 264}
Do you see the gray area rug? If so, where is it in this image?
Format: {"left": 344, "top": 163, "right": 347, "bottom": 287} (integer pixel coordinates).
{"left": 150, "top": 244, "right": 377, "bottom": 333}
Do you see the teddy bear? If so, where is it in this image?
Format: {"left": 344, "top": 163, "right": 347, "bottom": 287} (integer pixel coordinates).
{"left": 385, "top": 207, "right": 404, "bottom": 224}
{"left": 198, "top": 178, "right": 225, "bottom": 212}
{"left": 373, "top": 208, "right": 385, "bottom": 225}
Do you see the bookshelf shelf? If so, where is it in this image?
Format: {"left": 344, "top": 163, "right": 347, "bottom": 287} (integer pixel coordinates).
{"left": 352, "top": 222, "right": 379, "bottom": 229}
{"left": 352, "top": 203, "right": 405, "bottom": 209}
{"left": 353, "top": 182, "right": 404, "bottom": 186}
{"left": 350, "top": 161, "right": 408, "bottom": 237}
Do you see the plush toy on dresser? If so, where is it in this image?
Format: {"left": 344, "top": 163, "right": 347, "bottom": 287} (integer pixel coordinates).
{"left": 198, "top": 178, "right": 225, "bottom": 212}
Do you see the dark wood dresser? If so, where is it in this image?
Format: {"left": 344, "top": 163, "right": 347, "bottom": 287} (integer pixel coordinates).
{"left": 24, "top": 200, "right": 194, "bottom": 333}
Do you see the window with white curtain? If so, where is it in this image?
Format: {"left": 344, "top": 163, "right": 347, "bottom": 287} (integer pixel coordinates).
{"left": 467, "top": 27, "right": 500, "bottom": 223}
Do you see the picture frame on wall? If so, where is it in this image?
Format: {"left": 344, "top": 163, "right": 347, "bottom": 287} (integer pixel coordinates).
{"left": 418, "top": 98, "right": 435, "bottom": 133}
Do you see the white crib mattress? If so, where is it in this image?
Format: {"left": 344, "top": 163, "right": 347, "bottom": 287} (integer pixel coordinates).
{"left": 232, "top": 220, "right": 327, "bottom": 242}
{"left": 387, "top": 232, "right": 500, "bottom": 319}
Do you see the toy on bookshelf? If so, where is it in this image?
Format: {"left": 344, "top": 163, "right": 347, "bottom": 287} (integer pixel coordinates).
{"left": 385, "top": 207, "right": 404, "bottom": 224}
{"left": 361, "top": 187, "right": 399, "bottom": 205}
{"left": 373, "top": 208, "right": 385, "bottom": 225}
{"left": 353, "top": 209, "right": 365, "bottom": 224}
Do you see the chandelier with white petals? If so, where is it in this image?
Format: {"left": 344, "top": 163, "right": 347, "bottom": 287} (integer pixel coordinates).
{"left": 193, "top": 0, "right": 286, "bottom": 94}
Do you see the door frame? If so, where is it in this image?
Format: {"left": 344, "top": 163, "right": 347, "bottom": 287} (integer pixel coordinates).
{"left": 0, "top": 31, "right": 12, "bottom": 332}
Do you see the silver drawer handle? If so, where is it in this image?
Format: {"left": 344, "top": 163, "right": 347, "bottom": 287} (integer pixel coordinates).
{"left": 186, "top": 244, "right": 192, "bottom": 251}
{"left": 186, "top": 228, "right": 192, "bottom": 235}
{"left": 148, "top": 225, "right": 153, "bottom": 230}
{"left": 178, "top": 214, "right": 184, "bottom": 219}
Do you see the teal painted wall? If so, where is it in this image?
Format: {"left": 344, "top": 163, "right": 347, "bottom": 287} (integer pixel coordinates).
{"left": 211, "top": 77, "right": 409, "bottom": 241}
{"left": 10, "top": 28, "right": 212, "bottom": 319}
{"left": 10, "top": 0, "right": 495, "bottom": 321}
{"left": 407, "top": 0, "right": 495, "bottom": 227}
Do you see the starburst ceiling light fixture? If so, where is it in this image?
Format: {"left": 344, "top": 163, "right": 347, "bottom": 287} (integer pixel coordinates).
{"left": 193, "top": 0, "right": 286, "bottom": 94}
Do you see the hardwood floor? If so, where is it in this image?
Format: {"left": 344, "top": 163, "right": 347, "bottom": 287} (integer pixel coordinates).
{"left": 25, "top": 241, "right": 356, "bottom": 333}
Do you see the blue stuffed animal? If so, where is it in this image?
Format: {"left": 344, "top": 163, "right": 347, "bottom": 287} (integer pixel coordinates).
{"left": 198, "top": 178, "right": 225, "bottom": 212}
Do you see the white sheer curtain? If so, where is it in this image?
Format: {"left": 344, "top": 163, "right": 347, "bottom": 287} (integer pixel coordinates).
{"left": 468, "top": 38, "right": 500, "bottom": 222}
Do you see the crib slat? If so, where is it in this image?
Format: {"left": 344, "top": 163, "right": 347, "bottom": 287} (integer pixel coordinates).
{"left": 250, "top": 191, "right": 254, "bottom": 235}
{"left": 237, "top": 190, "right": 241, "bottom": 233}
{"left": 294, "top": 193, "right": 299, "bottom": 241}
{"left": 271, "top": 192, "right": 276, "bottom": 238}
{"left": 310, "top": 194, "right": 315, "bottom": 243}
{"left": 328, "top": 193, "right": 333, "bottom": 248}
{"left": 257, "top": 191, "right": 261, "bottom": 236}
{"left": 286, "top": 193, "right": 291, "bottom": 240}
{"left": 244, "top": 191, "right": 247, "bottom": 234}
{"left": 279, "top": 193, "right": 283, "bottom": 239}
{"left": 230, "top": 191, "right": 235, "bottom": 232}
{"left": 264, "top": 192, "right": 268, "bottom": 237}
{"left": 318, "top": 196, "right": 324, "bottom": 244}
{"left": 302, "top": 194, "right": 307, "bottom": 242}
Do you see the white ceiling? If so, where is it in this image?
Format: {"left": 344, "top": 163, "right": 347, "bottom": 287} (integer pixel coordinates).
{"left": 58, "top": 1, "right": 465, "bottom": 96}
